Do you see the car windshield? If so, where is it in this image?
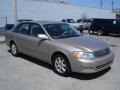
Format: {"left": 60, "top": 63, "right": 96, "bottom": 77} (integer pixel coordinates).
{"left": 67, "top": 19, "right": 76, "bottom": 23}
{"left": 43, "top": 24, "right": 81, "bottom": 39}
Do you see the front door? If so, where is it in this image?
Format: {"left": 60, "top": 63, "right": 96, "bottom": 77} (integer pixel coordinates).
{"left": 26, "top": 23, "right": 50, "bottom": 62}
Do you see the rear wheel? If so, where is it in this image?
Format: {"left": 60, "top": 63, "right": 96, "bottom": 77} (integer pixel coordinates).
{"left": 10, "top": 43, "right": 19, "bottom": 56}
{"left": 53, "top": 54, "right": 71, "bottom": 76}
{"left": 97, "top": 29, "right": 104, "bottom": 36}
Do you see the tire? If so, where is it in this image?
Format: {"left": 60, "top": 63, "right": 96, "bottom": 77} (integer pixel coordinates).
{"left": 88, "top": 30, "right": 94, "bottom": 35}
{"left": 10, "top": 43, "right": 19, "bottom": 56}
{"left": 80, "top": 29, "right": 83, "bottom": 33}
{"left": 53, "top": 54, "right": 71, "bottom": 76}
{"left": 97, "top": 29, "right": 104, "bottom": 36}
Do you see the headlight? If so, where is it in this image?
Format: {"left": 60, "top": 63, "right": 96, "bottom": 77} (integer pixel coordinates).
{"left": 72, "top": 51, "right": 95, "bottom": 60}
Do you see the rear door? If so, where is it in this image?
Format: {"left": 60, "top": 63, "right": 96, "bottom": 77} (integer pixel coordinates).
{"left": 13, "top": 23, "right": 31, "bottom": 53}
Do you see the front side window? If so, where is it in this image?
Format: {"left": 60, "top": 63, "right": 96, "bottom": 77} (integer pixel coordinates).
{"left": 43, "top": 24, "right": 81, "bottom": 39}
{"left": 17, "top": 23, "right": 30, "bottom": 35}
{"left": 31, "top": 24, "right": 45, "bottom": 37}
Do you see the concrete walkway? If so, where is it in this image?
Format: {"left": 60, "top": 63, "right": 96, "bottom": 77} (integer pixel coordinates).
{"left": 0, "top": 36, "right": 5, "bottom": 44}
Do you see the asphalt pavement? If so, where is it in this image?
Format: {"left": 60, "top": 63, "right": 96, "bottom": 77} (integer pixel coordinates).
{"left": 0, "top": 33, "right": 120, "bottom": 90}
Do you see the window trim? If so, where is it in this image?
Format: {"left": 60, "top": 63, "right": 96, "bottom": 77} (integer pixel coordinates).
{"left": 30, "top": 23, "right": 47, "bottom": 37}
{"left": 13, "top": 23, "right": 31, "bottom": 36}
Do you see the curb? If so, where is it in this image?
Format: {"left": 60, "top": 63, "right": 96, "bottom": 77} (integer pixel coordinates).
{"left": 0, "top": 41, "right": 5, "bottom": 44}
{"left": 0, "top": 36, "right": 5, "bottom": 44}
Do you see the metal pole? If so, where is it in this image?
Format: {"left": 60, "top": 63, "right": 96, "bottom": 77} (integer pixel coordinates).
{"left": 100, "top": 0, "right": 103, "bottom": 8}
{"left": 112, "top": 0, "right": 114, "bottom": 10}
{"left": 13, "top": 0, "right": 17, "bottom": 24}
{"left": 5, "top": 16, "right": 7, "bottom": 32}
{"left": 5, "top": 16, "right": 7, "bottom": 25}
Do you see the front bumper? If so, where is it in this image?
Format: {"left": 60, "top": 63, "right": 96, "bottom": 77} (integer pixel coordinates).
{"left": 70, "top": 51, "right": 114, "bottom": 74}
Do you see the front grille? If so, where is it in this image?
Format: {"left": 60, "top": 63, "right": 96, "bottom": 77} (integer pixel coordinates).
{"left": 96, "top": 60, "right": 112, "bottom": 69}
{"left": 94, "top": 48, "right": 110, "bottom": 58}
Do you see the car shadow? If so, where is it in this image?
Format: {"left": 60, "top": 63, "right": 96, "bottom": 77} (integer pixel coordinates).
{"left": 109, "top": 34, "right": 120, "bottom": 37}
{"left": 69, "top": 67, "right": 111, "bottom": 80}
{"left": 8, "top": 49, "right": 111, "bottom": 80}
{"left": 8, "top": 50, "right": 52, "bottom": 70}
{"left": 20, "top": 53, "right": 53, "bottom": 69}
{"left": 84, "top": 31, "right": 120, "bottom": 37}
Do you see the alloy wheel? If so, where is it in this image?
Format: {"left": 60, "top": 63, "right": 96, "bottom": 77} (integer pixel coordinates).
{"left": 55, "top": 57, "right": 67, "bottom": 73}
{"left": 11, "top": 43, "right": 19, "bottom": 56}
{"left": 53, "top": 54, "right": 71, "bottom": 76}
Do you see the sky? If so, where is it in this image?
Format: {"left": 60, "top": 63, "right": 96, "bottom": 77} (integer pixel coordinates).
{"left": 0, "top": 0, "right": 120, "bottom": 10}
{"left": 69, "top": 0, "right": 120, "bottom": 9}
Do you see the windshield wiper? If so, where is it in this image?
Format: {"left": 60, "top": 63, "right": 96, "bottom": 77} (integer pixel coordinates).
{"left": 52, "top": 34, "right": 81, "bottom": 39}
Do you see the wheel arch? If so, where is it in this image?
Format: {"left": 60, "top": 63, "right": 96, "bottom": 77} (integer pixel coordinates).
{"left": 51, "top": 51, "right": 70, "bottom": 66}
{"left": 9, "top": 40, "right": 16, "bottom": 47}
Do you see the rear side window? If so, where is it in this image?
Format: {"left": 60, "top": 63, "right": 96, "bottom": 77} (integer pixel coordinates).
{"left": 6, "top": 24, "right": 14, "bottom": 30}
{"left": 16, "top": 23, "right": 30, "bottom": 35}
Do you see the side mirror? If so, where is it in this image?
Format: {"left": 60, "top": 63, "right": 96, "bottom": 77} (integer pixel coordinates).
{"left": 37, "top": 34, "right": 49, "bottom": 40}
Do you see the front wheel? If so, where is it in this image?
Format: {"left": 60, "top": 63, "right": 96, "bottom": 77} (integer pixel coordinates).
{"left": 53, "top": 54, "right": 71, "bottom": 76}
{"left": 88, "top": 30, "right": 94, "bottom": 35}
{"left": 80, "top": 29, "right": 83, "bottom": 33}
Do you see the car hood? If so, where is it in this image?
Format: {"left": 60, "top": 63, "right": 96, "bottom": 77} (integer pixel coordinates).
{"left": 56, "top": 36, "right": 109, "bottom": 52}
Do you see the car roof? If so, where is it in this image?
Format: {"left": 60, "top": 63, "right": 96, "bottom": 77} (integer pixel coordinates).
{"left": 91, "top": 18, "right": 115, "bottom": 20}
{"left": 18, "top": 21, "right": 66, "bottom": 25}
{"left": 35, "top": 21, "right": 65, "bottom": 25}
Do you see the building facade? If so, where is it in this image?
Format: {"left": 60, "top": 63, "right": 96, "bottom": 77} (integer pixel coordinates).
{"left": 0, "top": 0, "right": 116, "bottom": 25}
